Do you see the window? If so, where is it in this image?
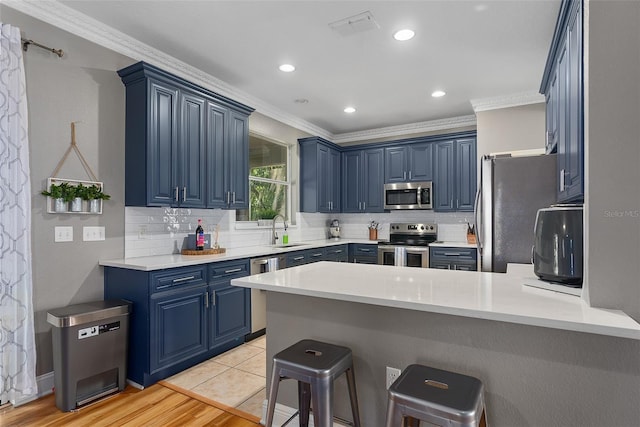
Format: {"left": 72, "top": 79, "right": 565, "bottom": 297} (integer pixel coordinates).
{"left": 236, "top": 134, "right": 290, "bottom": 223}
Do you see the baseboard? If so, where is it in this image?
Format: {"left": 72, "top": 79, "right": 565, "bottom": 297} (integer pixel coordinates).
{"left": 12, "top": 372, "right": 54, "bottom": 407}
{"left": 261, "top": 401, "right": 350, "bottom": 426}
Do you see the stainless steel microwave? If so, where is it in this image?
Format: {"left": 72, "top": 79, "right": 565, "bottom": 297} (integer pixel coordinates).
{"left": 384, "top": 181, "right": 433, "bottom": 210}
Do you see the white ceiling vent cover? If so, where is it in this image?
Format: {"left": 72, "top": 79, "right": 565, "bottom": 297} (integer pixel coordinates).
{"left": 329, "top": 11, "right": 380, "bottom": 36}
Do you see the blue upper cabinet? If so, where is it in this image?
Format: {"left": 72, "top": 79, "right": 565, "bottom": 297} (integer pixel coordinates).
{"left": 434, "top": 140, "right": 455, "bottom": 211}
{"left": 540, "top": 0, "right": 583, "bottom": 203}
{"left": 179, "top": 91, "right": 206, "bottom": 208}
{"left": 118, "top": 62, "right": 253, "bottom": 208}
{"left": 385, "top": 143, "right": 433, "bottom": 183}
{"left": 434, "top": 138, "right": 476, "bottom": 212}
{"left": 455, "top": 138, "right": 477, "bottom": 211}
{"left": 342, "top": 148, "right": 384, "bottom": 213}
{"left": 299, "top": 137, "right": 341, "bottom": 213}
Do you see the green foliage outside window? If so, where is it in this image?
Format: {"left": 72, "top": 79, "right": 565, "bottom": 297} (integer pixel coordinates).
{"left": 249, "top": 165, "right": 287, "bottom": 221}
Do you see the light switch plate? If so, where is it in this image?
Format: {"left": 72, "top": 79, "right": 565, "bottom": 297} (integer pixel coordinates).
{"left": 54, "top": 226, "right": 73, "bottom": 242}
{"left": 83, "top": 226, "right": 106, "bottom": 241}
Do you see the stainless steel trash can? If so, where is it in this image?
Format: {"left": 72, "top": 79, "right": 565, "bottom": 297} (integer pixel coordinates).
{"left": 47, "top": 299, "right": 131, "bottom": 411}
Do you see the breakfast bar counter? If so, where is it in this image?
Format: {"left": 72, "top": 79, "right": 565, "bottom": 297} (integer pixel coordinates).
{"left": 232, "top": 263, "right": 640, "bottom": 427}
{"left": 232, "top": 262, "right": 640, "bottom": 340}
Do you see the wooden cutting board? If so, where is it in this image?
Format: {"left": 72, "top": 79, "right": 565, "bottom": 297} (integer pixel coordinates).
{"left": 181, "top": 248, "right": 226, "bottom": 256}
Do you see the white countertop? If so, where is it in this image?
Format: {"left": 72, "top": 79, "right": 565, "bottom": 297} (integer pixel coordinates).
{"left": 231, "top": 262, "right": 640, "bottom": 340}
{"left": 99, "top": 239, "right": 377, "bottom": 271}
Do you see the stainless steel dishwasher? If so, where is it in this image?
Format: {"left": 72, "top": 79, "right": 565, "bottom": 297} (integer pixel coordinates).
{"left": 249, "top": 255, "right": 286, "bottom": 335}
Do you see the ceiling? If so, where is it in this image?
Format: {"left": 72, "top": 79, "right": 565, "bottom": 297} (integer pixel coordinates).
{"left": 54, "top": 0, "right": 560, "bottom": 138}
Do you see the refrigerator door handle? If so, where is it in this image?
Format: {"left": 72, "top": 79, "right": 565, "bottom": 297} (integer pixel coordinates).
{"left": 474, "top": 157, "right": 484, "bottom": 256}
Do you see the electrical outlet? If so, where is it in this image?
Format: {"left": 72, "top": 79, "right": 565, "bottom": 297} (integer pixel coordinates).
{"left": 138, "top": 225, "right": 148, "bottom": 239}
{"left": 54, "top": 226, "right": 73, "bottom": 242}
{"left": 83, "top": 226, "right": 105, "bottom": 241}
{"left": 386, "top": 366, "right": 402, "bottom": 389}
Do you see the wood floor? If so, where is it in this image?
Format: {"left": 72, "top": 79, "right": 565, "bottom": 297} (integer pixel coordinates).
{"left": 0, "top": 384, "right": 261, "bottom": 427}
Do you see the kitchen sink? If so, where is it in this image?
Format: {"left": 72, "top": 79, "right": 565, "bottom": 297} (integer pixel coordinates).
{"left": 272, "top": 243, "right": 307, "bottom": 248}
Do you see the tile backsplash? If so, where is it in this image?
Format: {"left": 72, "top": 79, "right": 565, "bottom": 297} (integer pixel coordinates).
{"left": 124, "top": 207, "right": 474, "bottom": 258}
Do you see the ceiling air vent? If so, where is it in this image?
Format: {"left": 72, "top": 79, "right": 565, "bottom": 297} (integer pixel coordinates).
{"left": 328, "top": 11, "right": 380, "bottom": 36}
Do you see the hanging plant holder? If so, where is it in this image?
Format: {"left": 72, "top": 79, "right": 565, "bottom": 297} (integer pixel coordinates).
{"left": 42, "top": 122, "right": 110, "bottom": 214}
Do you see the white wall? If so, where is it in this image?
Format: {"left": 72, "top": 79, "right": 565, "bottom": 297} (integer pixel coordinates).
{"left": 583, "top": 0, "right": 640, "bottom": 320}
{"left": 476, "top": 103, "right": 546, "bottom": 157}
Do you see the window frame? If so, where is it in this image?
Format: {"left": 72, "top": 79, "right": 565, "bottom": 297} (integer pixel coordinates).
{"left": 236, "top": 132, "right": 292, "bottom": 227}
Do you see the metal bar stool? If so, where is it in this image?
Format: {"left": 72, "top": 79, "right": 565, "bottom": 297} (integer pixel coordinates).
{"left": 265, "top": 339, "right": 362, "bottom": 427}
{"left": 385, "top": 364, "right": 487, "bottom": 427}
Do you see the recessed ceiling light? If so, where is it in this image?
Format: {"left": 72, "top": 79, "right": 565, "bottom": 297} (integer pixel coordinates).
{"left": 344, "top": 107, "right": 356, "bottom": 113}
{"left": 279, "top": 64, "right": 295, "bottom": 72}
{"left": 431, "top": 90, "right": 446, "bottom": 98}
{"left": 393, "top": 29, "right": 415, "bottom": 41}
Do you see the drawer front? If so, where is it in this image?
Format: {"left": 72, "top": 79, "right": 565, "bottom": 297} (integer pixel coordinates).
{"left": 307, "top": 248, "right": 326, "bottom": 262}
{"left": 287, "top": 250, "right": 310, "bottom": 267}
{"left": 209, "top": 259, "right": 250, "bottom": 282}
{"left": 151, "top": 266, "right": 207, "bottom": 293}
{"left": 430, "top": 247, "right": 477, "bottom": 262}
{"left": 350, "top": 243, "right": 378, "bottom": 264}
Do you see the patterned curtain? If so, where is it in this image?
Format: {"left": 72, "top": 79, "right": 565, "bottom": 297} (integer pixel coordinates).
{"left": 0, "top": 23, "right": 37, "bottom": 404}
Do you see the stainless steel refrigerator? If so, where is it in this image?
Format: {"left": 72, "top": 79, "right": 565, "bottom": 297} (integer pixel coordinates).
{"left": 475, "top": 153, "right": 557, "bottom": 272}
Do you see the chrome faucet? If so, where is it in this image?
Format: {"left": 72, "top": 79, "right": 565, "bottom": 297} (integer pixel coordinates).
{"left": 271, "top": 214, "right": 287, "bottom": 245}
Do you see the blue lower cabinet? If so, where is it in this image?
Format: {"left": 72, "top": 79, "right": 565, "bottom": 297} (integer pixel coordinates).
{"left": 104, "top": 259, "right": 250, "bottom": 387}
{"left": 349, "top": 243, "right": 378, "bottom": 264}
{"left": 324, "top": 245, "right": 349, "bottom": 262}
{"left": 210, "top": 284, "right": 251, "bottom": 349}
{"left": 150, "top": 286, "right": 208, "bottom": 374}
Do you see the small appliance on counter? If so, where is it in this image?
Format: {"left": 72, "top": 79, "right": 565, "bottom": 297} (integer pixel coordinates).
{"left": 329, "top": 219, "right": 340, "bottom": 239}
{"left": 532, "top": 204, "right": 583, "bottom": 286}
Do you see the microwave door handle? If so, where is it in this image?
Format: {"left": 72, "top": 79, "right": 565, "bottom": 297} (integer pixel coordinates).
{"left": 417, "top": 185, "right": 422, "bottom": 208}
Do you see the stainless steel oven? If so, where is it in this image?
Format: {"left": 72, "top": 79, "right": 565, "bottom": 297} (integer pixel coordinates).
{"left": 377, "top": 223, "right": 437, "bottom": 268}
{"left": 378, "top": 245, "right": 429, "bottom": 267}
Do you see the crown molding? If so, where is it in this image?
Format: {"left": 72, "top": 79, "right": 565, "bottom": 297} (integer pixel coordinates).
{"left": 4, "top": 0, "right": 333, "bottom": 140}
{"left": 470, "top": 91, "right": 544, "bottom": 112}
{"left": 6, "top": 0, "right": 483, "bottom": 144}
{"left": 332, "top": 115, "right": 477, "bottom": 144}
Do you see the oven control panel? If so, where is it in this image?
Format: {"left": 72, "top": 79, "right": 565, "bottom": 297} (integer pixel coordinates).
{"left": 389, "top": 223, "right": 437, "bottom": 235}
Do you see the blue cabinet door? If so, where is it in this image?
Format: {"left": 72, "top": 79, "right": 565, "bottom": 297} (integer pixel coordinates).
{"left": 434, "top": 141, "right": 455, "bottom": 211}
{"left": 179, "top": 91, "right": 206, "bottom": 208}
{"left": 408, "top": 142, "right": 433, "bottom": 182}
{"left": 210, "top": 285, "right": 251, "bottom": 348}
{"left": 342, "top": 149, "right": 383, "bottom": 213}
{"left": 150, "top": 286, "right": 208, "bottom": 374}
{"left": 341, "top": 150, "right": 362, "bottom": 213}
{"left": 384, "top": 147, "right": 407, "bottom": 183}
{"left": 206, "top": 101, "right": 228, "bottom": 208}
{"left": 228, "top": 110, "right": 250, "bottom": 209}
{"left": 299, "top": 138, "right": 341, "bottom": 213}
{"left": 455, "top": 138, "right": 476, "bottom": 211}
{"left": 362, "top": 148, "right": 384, "bottom": 212}
{"left": 329, "top": 148, "right": 341, "bottom": 212}
{"left": 562, "top": 0, "right": 583, "bottom": 202}
{"left": 148, "top": 81, "right": 179, "bottom": 206}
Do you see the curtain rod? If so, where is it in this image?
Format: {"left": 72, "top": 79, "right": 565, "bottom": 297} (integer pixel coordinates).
{"left": 21, "top": 38, "right": 64, "bottom": 58}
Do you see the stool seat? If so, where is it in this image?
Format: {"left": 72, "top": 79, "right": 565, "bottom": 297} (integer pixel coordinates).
{"left": 385, "top": 364, "right": 486, "bottom": 427}
{"left": 265, "top": 339, "right": 361, "bottom": 427}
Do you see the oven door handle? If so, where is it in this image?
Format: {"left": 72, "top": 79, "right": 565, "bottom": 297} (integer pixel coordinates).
{"left": 417, "top": 185, "right": 422, "bottom": 209}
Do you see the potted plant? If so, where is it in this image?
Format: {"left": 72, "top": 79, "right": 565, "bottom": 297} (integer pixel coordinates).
{"left": 41, "top": 182, "right": 76, "bottom": 212}
{"left": 85, "top": 184, "right": 111, "bottom": 213}
{"left": 70, "top": 183, "right": 85, "bottom": 212}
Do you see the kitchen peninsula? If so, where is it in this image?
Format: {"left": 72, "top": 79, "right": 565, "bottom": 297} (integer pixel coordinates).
{"left": 231, "top": 262, "right": 640, "bottom": 426}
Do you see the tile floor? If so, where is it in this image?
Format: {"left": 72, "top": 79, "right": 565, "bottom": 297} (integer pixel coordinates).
{"left": 164, "top": 335, "right": 267, "bottom": 418}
